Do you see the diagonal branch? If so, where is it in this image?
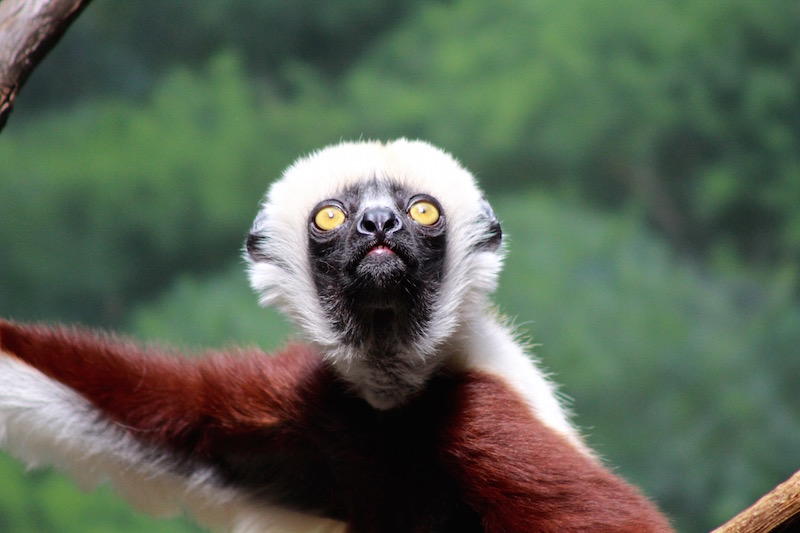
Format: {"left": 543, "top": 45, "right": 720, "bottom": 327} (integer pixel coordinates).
{"left": 0, "top": 0, "right": 92, "bottom": 131}
{"left": 712, "top": 469, "right": 800, "bottom": 533}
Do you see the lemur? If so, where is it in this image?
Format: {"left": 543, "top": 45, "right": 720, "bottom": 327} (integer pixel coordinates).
{"left": 0, "top": 139, "right": 672, "bottom": 532}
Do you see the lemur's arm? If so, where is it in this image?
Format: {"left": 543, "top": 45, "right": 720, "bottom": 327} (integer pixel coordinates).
{"left": 0, "top": 319, "right": 347, "bottom": 531}
{"left": 440, "top": 372, "right": 674, "bottom": 533}
{"left": 0, "top": 319, "right": 318, "bottom": 452}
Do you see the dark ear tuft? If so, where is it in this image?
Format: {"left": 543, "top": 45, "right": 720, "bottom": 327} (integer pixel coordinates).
{"left": 477, "top": 199, "right": 502, "bottom": 252}
{"left": 246, "top": 211, "right": 270, "bottom": 262}
{"left": 246, "top": 232, "right": 269, "bottom": 262}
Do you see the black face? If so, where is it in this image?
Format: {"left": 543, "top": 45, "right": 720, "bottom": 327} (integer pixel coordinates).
{"left": 307, "top": 181, "right": 447, "bottom": 349}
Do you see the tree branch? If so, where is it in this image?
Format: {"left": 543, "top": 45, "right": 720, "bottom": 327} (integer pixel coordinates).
{"left": 713, "top": 469, "right": 800, "bottom": 533}
{"left": 0, "top": 0, "right": 92, "bottom": 131}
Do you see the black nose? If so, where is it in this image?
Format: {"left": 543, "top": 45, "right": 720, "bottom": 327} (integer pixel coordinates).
{"left": 357, "top": 207, "right": 402, "bottom": 238}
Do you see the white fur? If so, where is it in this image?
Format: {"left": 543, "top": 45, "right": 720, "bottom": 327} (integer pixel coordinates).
{"left": 0, "top": 353, "right": 346, "bottom": 533}
{"left": 248, "top": 139, "right": 591, "bottom": 454}
{"left": 445, "top": 316, "right": 592, "bottom": 455}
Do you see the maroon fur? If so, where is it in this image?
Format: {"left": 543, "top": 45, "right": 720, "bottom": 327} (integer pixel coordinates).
{"left": 0, "top": 320, "right": 672, "bottom": 532}
{"left": 438, "top": 372, "right": 673, "bottom": 532}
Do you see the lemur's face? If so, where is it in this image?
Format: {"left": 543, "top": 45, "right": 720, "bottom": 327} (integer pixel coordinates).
{"left": 305, "top": 180, "right": 448, "bottom": 347}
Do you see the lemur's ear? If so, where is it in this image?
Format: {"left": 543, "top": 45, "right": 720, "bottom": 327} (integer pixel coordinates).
{"left": 477, "top": 198, "right": 502, "bottom": 252}
{"left": 246, "top": 211, "right": 270, "bottom": 262}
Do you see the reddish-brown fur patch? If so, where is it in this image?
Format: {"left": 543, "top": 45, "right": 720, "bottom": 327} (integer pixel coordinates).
{"left": 439, "top": 372, "right": 673, "bottom": 532}
{"left": 0, "top": 320, "right": 672, "bottom": 532}
{"left": 0, "top": 320, "right": 319, "bottom": 450}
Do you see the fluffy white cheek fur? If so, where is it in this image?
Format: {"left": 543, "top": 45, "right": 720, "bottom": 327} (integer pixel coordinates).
{"left": 0, "top": 353, "right": 345, "bottom": 533}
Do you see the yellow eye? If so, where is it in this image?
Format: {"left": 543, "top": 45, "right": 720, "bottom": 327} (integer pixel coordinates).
{"left": 408, "top": 200, "right": 440, "bottom": 226}
{"left": 314, "top": 206, "right": 346, "bottom": 231}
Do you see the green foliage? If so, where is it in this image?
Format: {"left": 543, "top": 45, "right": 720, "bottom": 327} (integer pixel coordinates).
{"left": 127, "top": 264, "right": 292, "bottom": 352}
{"left": 19, "top": 0, "right": 432, "bottom": 109}
{"left": 89, "top": 0, "right": 427, "bottom": 77}
{"left": 338, "top": 0, "right": 800, "bottom": 265}
{"left": 0, "top": 53, "right": 352, "bottom": 325}
{"left": 5, "top": 0, "right": 799, "bottom": 319}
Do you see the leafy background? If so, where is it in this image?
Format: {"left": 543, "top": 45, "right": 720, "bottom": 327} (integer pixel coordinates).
{"left": 1, "top": 1, "right": 798, "bottom": 531}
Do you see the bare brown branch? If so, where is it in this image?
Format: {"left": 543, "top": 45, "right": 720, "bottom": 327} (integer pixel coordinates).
{"left": 0, "top": 0, "right": 92, "bottom": 131}
{"left": 713, "top": 469, "right": 800, "bottom": 533}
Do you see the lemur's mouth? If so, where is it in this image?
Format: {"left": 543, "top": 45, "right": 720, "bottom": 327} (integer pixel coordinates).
{"left": 351, "top": 240, "right": 409, "bottom": 266}
{"left": 367, "top": 245, "right": 396, "bottom": 257}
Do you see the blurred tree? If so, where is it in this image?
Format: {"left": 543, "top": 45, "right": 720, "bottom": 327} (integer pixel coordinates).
{"left": 338, "top": 0, "right": 800, "bottom": 268}
{"left": 128, "top": 264, "right": 292, "bottom": 351}
{"left": 16, "top": 0, "right": 434, "bottom": 111}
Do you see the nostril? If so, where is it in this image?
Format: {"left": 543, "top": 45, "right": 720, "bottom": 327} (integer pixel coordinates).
{"left": 358, "top": 218, "right": 377, "bottom": 234}
{"left": 358, "top": 208, "right": 402, "bottom": 237}
{"left": 385, "top": 213, "right": 402, "bottom": 234}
